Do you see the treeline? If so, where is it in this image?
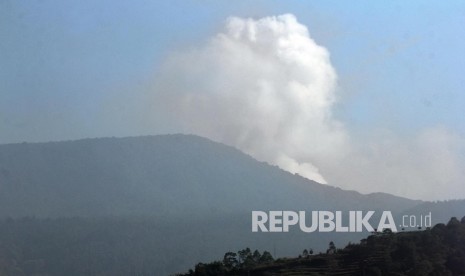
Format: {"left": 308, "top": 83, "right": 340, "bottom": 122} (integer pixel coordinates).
{"left": 178, "top": 248, "right": 274, "bottom": 276}
{"left": 179, "top": 216, "right": 465, "bottom": 275}
{"left": 1, "top": 216, "right": 464, "bottom": 275}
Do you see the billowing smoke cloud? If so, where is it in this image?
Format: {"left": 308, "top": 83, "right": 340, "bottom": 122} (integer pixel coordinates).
{"left": 152, "top": 14, "right": 465, "bottom": 200}
{"left": 156, "top": 14, "right": 348, "bottom": 184}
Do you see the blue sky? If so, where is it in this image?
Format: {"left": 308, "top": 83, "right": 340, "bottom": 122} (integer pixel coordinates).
{"left": 1, "top": 0, "right": 464, "bottom": 143}
{"left": 2, "top": 0, "right": 465, "bottom": 199}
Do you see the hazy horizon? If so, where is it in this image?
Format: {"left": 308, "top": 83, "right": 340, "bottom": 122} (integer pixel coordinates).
{"left": 2, "top": 1, "right": 464, "bottom": 200}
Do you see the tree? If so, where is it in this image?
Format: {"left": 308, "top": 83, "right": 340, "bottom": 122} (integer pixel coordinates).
{"left": 447, "top": 217, "right": 460, "bottom": 228}
{"left": 238, "top": 248, "right": 254, "bottom": 268}
{"left": 382, "top": 228, "right": 393, "bottom": 235}
{"left": 223, "top": 252, "right": 238, "bottom": 269}
{"left": 252, "top": 250, "right": 261, "bottom": 263}
{"left": 302, "top": 249, "right": 308, "bottom": 257}
{"left": 327, "top": 241, "right": 336, "bottom": 254}
{"left": 259, "top": 251, "right": 273, "bottom": 263}
{"left": 237, "top": 248, "right": 251, "bottom": 263}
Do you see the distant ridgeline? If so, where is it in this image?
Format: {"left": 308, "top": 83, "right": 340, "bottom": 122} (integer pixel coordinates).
{"left": 177, "top": 216, "right": 465, "bottom": 276}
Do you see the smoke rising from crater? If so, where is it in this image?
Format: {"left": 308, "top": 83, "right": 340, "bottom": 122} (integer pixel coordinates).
{"left": 155, "top": 14, "right": 348, "bottom": 184}
{"left": 152, "top": 14, "right": 465, "bottom": 200}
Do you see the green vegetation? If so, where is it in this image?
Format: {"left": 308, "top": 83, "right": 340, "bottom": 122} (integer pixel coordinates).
{"left": 178, "top": 216, "right": 465, "bottom": 276}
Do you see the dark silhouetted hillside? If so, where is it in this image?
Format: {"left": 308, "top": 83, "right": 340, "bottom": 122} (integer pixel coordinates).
{"left": 180, "top": 216, "right": 465, "bottom": 276}
{"left": 0, "top": 135, "right": 464, "bottom": 274}
{"left": 0, "top": 135, "right": 422, "bottom": 218}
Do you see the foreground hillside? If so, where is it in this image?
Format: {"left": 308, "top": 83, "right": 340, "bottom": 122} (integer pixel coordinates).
{"left": 180, "top": 217, "right": 465, "bottom": 276}
{"left": 2, "top": 216, "right": 464, "bottom": 276}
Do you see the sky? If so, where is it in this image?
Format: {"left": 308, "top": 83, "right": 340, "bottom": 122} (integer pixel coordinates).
{"left": 1, "top": 0, "right": 465, "bottom": 200}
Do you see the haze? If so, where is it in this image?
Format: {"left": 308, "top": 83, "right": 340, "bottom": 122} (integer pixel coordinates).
{"left": 1, "top": 1, "right": 465, "bottom": 200}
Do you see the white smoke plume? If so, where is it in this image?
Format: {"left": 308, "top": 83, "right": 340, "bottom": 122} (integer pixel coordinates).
{"left": 155, "top": 14, "right": 348, "bottom": 184}
{"left": 150, "top": 14, "right": 465, "bottom": 200}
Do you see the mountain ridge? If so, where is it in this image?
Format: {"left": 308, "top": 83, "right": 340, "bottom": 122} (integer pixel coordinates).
{"left": 0, "top": 134, "right": 423, "bottom": 218}
{"left": 1, "top": 134, "right": 463, "bottom": 274}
